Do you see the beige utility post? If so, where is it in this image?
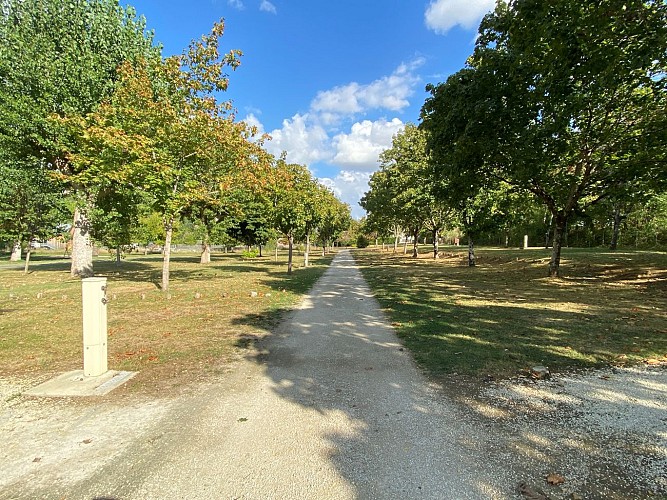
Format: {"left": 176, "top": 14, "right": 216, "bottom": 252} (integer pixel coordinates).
{"left": 523, "top": 235, "right": 529, "bottom": 249}
{"left": 82, "top": 277, "right": 108, "bottom": 377}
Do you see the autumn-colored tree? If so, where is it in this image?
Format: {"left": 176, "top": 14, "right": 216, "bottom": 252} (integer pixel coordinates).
{"left": 60, "top": 20, "right": 250, "bottom": 291}
{"left": 0, "top": 0, "right": 159, "bottom": 277}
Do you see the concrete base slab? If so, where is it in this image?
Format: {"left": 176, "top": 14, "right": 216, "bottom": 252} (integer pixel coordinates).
{"left": 25, "top": 370, "right": 137, "bottom": 397}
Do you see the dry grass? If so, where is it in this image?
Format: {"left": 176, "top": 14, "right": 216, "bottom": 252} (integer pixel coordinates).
{"left": 354, "top": 246, "right": 667, "bottom": 380}
{"left": 0, "top": 249, "right": 333, "bottom": 394}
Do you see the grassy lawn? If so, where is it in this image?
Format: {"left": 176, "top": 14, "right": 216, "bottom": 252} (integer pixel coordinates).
{"left": 0, "top": 248, "right": 333, "bottom": 394}
{"left": 354, "top": 246, "right": 667, "bottom": 381}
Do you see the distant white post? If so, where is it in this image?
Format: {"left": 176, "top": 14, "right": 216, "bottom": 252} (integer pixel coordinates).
{"left": 82, "top": 277, "right": 108, "bottom": 377}
{"left": 523, "top": 235, "right": 529, "bottom": 250}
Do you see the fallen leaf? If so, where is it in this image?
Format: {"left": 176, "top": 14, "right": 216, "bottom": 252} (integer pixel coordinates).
{"left": 238, "top": 417, "right": 248, "bottom": 422}
{"left": 546, "top": 473, "right": 565, "bottom": 485}
{"left": 148, "top": 356, "right": 159, "bottom": 362}
{"left": 82, "top": 439, "right": 93, "bottom": 444}
{"left": 32, "top": 457, "right": 41, "bottom": 463}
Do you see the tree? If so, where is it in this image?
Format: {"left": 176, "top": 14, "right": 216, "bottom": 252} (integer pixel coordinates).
{"left": 0, "top": 164, "right": 68, "bottom": 271}
{"left": 452, "top": 0, "right": 666, "bottom": 276}
{"left": 271, "top": 162, "right": 317, "bottom": 274}
{"left": 421, "top": 67, "right": 515, "bottom": 266}
{"left": 226, "top": 197, "right": 276, "bottom": 257}
{"left": 317, "top": 190, "right": 351, "bottom": 254}
{"left": 0, "top": 0, "right": 159, "bottom": 277}
{"left": 60, "top": 21, "right": 248, "bottom": 291}
{"left": 90, "top": 181, "right": 143, "bottom": 264}
{"left": 363, "top": 124, "right": 451, "bottom": 259}
{"left": 360, "top": 169, "right": 403, "bottom": 253}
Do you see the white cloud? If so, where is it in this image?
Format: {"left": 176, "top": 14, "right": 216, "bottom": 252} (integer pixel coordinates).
{"left": 332, "top": 118, "right": 405, "bottom": 170}
{"left": 425, "top": 0, "right": 495, "bottom": 34}
{"left": 259, "top": 0, "right": 276, "bottom": 14}
{"left": 242, "top": 113, "right": 265, "bottom": 137}
{"left": 319, "top": 171, "right": 372, "bottom": 219}
{"left": 227, "top": 0, "right": 244, "bottom": 10}
{"left": 310, "top": 59, "right": 424, "bottom": 122}
{"left": 265, "top": 114, "right": 331, "bottom": 165}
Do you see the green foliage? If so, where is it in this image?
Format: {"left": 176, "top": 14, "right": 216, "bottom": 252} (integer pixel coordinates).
{"left": 421, "top": 0, "right": 667, "bottom": 275}
{"left": 0, "top": 164, "right": 69, "bottom": 246}
{"left": 241, "top": 249, "right": 259, "bottom": 259}
{"left": 362, "top": 124, "right": 452, "bottom": 257}
{"left": 356, "top": 234, "right": 370, "bottom": 249}
{"left": 0, "top": 0, "right": 159, "bottom": 166}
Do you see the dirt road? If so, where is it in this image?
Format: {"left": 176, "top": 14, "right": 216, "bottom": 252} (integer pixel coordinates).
{"left": 2, "top": 250, "right": 665, "bottom": 499}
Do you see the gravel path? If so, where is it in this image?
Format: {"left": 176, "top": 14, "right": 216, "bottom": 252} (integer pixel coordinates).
{"left": 1, "top": 250, "right": 665, "bottom": 499}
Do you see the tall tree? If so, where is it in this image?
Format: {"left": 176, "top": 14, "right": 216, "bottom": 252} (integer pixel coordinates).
{"left": 0, "top": 164, "right": 68, "bottom": 271}
{"left": 440, "top": 0, "right": 667, "bottom": 277}
{"left": 363, "top": 124, "right": 450, "bottom": 259}
{"left": 60, "top": 20, "right": 247, "bottom": 291}
{"left": 0, "top": 0, "right": 159, "bottom": 277}
{"left": 316, "top": 189, "right": 351, "bottom": 255}
{"left": 271, "top": 162, "right": 317, "bottom": 274}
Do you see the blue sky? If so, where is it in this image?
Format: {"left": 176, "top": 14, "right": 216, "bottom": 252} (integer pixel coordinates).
{"left": 129, "top": 0, "right": 497, "bottom": 217}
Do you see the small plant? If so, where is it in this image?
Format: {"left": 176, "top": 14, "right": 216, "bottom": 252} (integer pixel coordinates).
{"left": 241, "top": 249, "right": 259, "bottom": 259}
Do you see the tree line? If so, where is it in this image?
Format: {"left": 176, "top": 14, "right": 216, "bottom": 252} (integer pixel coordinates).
{"left": 361, "top": 0, "right": 666, "bottom": 277}
{"left": 0, "top": 0, "right": 351, "bottom": 290}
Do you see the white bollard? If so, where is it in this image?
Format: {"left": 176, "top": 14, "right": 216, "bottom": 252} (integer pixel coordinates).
{"left": 82, "top": 277, "right": 108, "bottom": 377}
{"left": 523, "top": 235, "right": 529, "bottom": 249}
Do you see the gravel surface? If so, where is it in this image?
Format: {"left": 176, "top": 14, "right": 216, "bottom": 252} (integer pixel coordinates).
{"left": 1, "top": 250, "right": 665, "bottom": 499}
{"left": 473, "top": 365, "right": 667, "bottom": 499}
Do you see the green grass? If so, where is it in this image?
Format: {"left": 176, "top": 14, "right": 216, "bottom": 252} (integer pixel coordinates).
{"left": 0, "top": 248, "right": 334, "bottom": 394}
{"left": 354, "top": 246, "right": 667, "bottom": 380}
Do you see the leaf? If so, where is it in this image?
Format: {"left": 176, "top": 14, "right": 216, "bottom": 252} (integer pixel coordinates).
{"left": 237, "top": 417, "right": 248, "bottom": 422}
{"left": 546, "top": 473, "right": 565, "bottom": 485}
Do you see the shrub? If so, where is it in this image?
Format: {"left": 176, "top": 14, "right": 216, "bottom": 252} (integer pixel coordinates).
{"left": 241, "top": 249, "right": 259, "bottom": 259}
{"left": 356, "top": 235, "right": 370, "bottom": 248}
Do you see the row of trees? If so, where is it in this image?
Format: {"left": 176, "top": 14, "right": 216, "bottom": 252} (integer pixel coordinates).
{"left": 363, "top": 0, "right": 666, "bottom": 277}
{"left": 0, "top": 0, "right": 350, "bottom": 289}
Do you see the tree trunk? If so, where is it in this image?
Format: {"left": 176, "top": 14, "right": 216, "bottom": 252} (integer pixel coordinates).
{"left": 412, "top": 231, "right": 419, "bottom": 258}
{"left": 200, "top": 231, "right": 211, "bottom": 264}
{"left": 71, "top": 206, "right": 94, "bottom": 278}
{"left": 116, "top": 247, "right": 122, "bottom": 266}
{"left": 433, "top": 228, "right": 439, "bottom": 259}
{"left": 10, "top": 240, "right": 21, "bottom": 261}
{"left": 548, "top": 215, "right": 567, "bottom": 278}
{"left": 609, "top": 206, "right": 623, "bottom": 250}
{"left": 162, "top": 218, "right": 174, "bottom": 292}
{"left": 287, "top": 233, "right": 294, "bottom": 274}
{"left": 468, "top": 236, "right": 476, "bottom": 267}
{"left": 304, "top": 234, "right": 310, "bottom": 267}
{"left": 259, "top": 244, "right": 263, "bottom": 257}
{"left": 403, "top": 239, "right": 408, "bottom": 254}
{"left": 275, "top": 240, "right": 279, "bottom": 261}
{"left": 23, "top": 247, "right": 31, "bottom": 273}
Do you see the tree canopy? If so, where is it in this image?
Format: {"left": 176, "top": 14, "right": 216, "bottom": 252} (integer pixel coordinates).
{"left": 421, "top": 0, "right": 667, "bottom": 276}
